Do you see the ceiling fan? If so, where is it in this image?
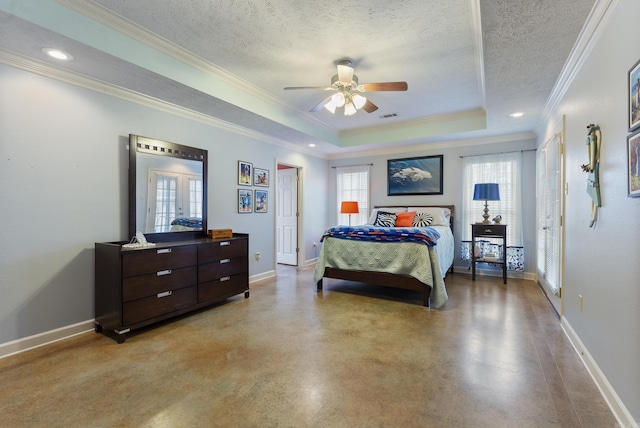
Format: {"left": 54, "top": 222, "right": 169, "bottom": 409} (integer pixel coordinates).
{"left": 284, "top": 60, "right": 408, "bottom": 116}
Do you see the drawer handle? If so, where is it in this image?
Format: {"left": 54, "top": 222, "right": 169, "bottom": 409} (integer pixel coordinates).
{"left": 484, "top": 229, "right": 493, "bottom": 233}
{"left": 220, "top": 258, "right": 230, "bottom": 264}
{"left": 157, "top": 269, "right": 172, "bottom": 276}
{"left": 220, "top": 276, "right": 231, "bottom": 282}
{"left": 220, "top": 241, "right": 231, "bottom": 246}
{"left": 157, "top": 248, "right": 172, "bottom": 254}
{"left": 157, "top": 291, "right": 172, "bottom": 298}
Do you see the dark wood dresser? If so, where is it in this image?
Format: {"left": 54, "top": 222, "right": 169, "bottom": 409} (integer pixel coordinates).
{"left": 95, "top": 234, "right": 248, "bottom": 343}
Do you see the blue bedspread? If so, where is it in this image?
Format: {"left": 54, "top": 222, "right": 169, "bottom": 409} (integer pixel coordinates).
{"left": 170, "top": 217, "right": 202, "bottom": 228}
{"left": 320, "top": 225, "right": 440, "bottom": 246}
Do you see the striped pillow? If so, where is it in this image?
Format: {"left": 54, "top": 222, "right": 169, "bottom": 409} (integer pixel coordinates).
{"left": 412, "top": 212, "right": 434, "bottom": 227}
{"left": 374, "top": 211, "right": 397, "bottom": 227}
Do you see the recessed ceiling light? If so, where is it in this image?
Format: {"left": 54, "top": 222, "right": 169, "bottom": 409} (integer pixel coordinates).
{"left": 42, "top": 48, "right": 73, "bottom": 61}
{"left": 308, "top": 143, "right": 316, "bottom": 147}
{"left": 509, "top": 112, "right": 524, "bottom": 118}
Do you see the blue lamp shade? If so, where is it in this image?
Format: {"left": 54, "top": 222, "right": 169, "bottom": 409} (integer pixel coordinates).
{"left": 473, "top": 183, "right": 500, "bottom": 201}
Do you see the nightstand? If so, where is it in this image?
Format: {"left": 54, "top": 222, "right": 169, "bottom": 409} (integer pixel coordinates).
{"left": 471, "top": 223, "right": 507, "bottom": 284}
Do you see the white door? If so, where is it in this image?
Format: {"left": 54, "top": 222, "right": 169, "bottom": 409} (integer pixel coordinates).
{"left": 277, "top": 167, "right": 298, "bottom": 265}
{"left": 536, "top": 119, "right": 564, "bottom": 314}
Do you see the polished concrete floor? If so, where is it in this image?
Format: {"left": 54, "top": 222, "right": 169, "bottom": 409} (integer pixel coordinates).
{"left": 0, "top": 266, "right": 616, "bottom": 427}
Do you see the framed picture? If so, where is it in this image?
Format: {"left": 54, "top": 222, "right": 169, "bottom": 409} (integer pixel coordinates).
{"left": 628, "top": 130, "right": 640, "bottom": 197}
{"left": 238, "top": 161, "right": 252, "bottom": 186}
{"left": 255, "top": 190, "right": 268, "bottom": 213}
{"left": 238, "top": 189, "right": 253, "bottom": 213}
{"left": 254, "top": 168, "right": 269, "bottom": 187}
{"left": 628, "top": 59, "right": 640, "bottom": 131}
{"left": 387, "top": 154, "right": 444, "bottom": 196}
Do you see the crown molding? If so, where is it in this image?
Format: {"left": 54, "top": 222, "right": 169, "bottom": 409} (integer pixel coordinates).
{"left": 56, "top": 0, "right": 337, "bottom": 136}
{"left": 536, "top": 0, "right": 620, "bottom": 132}
{"left": 341, "top": 108, "right": 486, "bottom": 138}
{"left": 0, "top": 48, "right": 327, "bottom": 159}
{"left": 469, "top": 0, "right": 487, "bottom": 110}
{"left": 328, "top": 131, "right": 536, "bottom": 160}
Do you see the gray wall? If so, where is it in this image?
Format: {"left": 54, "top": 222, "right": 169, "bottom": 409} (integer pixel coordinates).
{"left": 536, "top": 0, "right": 640, "bottom": 420}
{"left": 328, "top": 138, "right": 538, "bottom": 276}
{"left": 0, "top": 63, "right": 329, "bottom": 344}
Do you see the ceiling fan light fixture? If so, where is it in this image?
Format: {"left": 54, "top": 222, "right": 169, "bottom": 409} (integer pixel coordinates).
{"left": 284, "top": 59, "right": 406, "bottom": 118}
{"left": 352, "top": 93, "right": 367, "bottom": 110}
{"left": 344, "top": 101, "right": 357, "bottom": 116}
{"left": 323, "top": 101, "right": 337, "bottom": 113}
{"left": 331, "top": 92, "right": 346, "bottom": 107}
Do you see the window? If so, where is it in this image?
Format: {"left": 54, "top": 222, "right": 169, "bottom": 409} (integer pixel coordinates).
{"left": 336, "top": 165, "right": 370, "bottom": 225}
{"left": 146, "top": 169, "right": 203, "bottom": 233}
{"left": 188, "top": 177, "right": 203, "bottom": 218}
{"left": 462, "top": 152, "right": 523, "bottom": 246}
{"left": 153, "top": 173, "right": 178, "bottom": 232}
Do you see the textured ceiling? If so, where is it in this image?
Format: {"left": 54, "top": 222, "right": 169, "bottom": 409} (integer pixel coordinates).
{"left": 0, "top": 0, "right": 597, "bottom": 156}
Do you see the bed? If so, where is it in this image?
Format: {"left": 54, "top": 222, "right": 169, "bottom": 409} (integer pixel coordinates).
{"left": 169, "top": 217, "right": 203, "bottom": 231}
{"left": 313, "top": 205, "right": 455, "bottom": 308}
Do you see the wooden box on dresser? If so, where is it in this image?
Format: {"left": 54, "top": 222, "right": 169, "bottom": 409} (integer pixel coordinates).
{"left": 95, "top": 233, "right": 249, "bottom": 343}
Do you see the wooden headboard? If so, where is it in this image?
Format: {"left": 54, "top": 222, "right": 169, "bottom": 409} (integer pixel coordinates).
{"left": 373, "top": 205, "right": 455, "bottom": 232}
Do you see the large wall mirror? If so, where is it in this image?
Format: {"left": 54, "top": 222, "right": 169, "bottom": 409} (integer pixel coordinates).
{"left": 129, "top": 134, "right": 208, "bottom": 242}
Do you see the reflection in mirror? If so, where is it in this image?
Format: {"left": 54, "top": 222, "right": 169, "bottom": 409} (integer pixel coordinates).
{"left": 129, "top": 134, "right": 208, "bottom": 241}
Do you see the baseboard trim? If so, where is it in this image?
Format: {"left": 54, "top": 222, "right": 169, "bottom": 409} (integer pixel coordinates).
{"left": 561, "top": 317, "right": 638, "bottom": 428}
{"left": 0, "top": 320, "right": 94, "bottom": 360}
{"left": 250, "top": 270, "right": 276, "bottom": 283}
{"left": 1, "top": 273, "right": 275, "bottom": 359}
{"left": 304, "top": 257, "right": 318, "bottom": 267}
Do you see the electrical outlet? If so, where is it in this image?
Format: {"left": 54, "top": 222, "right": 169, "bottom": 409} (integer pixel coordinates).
{"left": 255, "top": 252, "right": 261, "bottom": 261}
{"left": 313, "top": 242, "right": 317, "bottom": 247}
{"left": 578, "top": 295, "right": 583, "bottom": 311}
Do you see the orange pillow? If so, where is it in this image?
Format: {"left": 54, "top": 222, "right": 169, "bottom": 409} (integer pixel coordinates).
{"left": 396, "top": 211, "right": 416, "bottom": 227}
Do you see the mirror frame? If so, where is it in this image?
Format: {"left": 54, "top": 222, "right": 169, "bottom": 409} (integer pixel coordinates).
{"left": 129, "top": 134, "right": 208, "bottom": 242}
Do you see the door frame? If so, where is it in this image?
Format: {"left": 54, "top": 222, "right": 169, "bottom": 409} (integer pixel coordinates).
{"left": 536, "top": 115, "right": 565, "bottom": 315}
{"left": 274, "top": 160, "right": 303, "bottom": 270}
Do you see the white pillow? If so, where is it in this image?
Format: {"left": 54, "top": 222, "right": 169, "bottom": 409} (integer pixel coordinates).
{"left": 407, "top": 207, "right": 451, "bottom": 226}
{"left": 367, "top": 207, "right": 407, "bottom": 224}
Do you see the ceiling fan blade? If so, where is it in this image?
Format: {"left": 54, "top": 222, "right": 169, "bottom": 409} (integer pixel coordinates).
{"left": 310, "top": 95, "right": 333, "bottom": 112}
{"left": 360, "top": 82, "right": 408, "bottom": 92}
{"left": 337, "top": 61, "right": 354, "bottom": 84}
{"left": 362, "top": 99, "right": 379, "bottom": 113}
{"left": 284, "top": 86, "right": 333, "bottom": 90}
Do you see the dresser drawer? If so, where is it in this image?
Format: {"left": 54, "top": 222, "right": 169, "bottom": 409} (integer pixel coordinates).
{"left": 122, "top": 266, "right": 197, "bottom": 302}
{"left": 122, "top": 246, "right": 197, "bottom": 277}
{"left": 199, "top": 273, "right": 248, "bottom": 302}
{"left": 472, "top": 224, "right": 506, "bottom": 237}
{"left": 199, "top": 257, "right": 247, "bottom": 283}
{"left": 123, "top": 285, "right": 197, "bottom": 326}
{"left": 199, "top": 239, "right": 247, "bottom": 263}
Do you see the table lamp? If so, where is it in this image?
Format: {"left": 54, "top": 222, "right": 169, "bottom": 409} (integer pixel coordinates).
{"left": 340, "top": 201, "right": 359, "bottom": 226}
{"left": 473, "top": 183, "right": 500, "bottom": 224}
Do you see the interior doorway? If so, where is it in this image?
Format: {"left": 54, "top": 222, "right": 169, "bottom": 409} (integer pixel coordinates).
{"left": 276, "top": 164, "right": 299, "bottom": 266}
{"left": 536, "top": 116, "right": 565, "bottom": 315}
